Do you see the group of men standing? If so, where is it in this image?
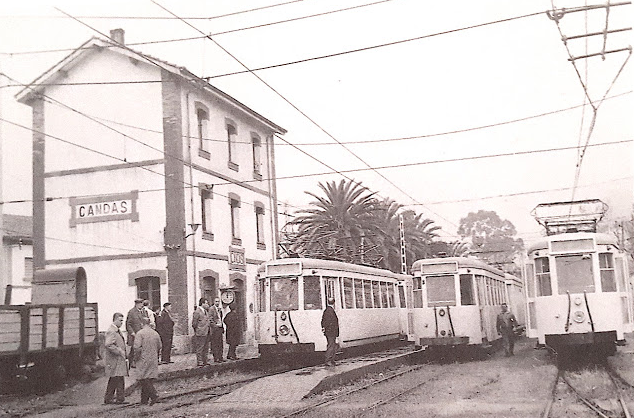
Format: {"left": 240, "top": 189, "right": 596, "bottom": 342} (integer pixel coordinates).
{"left": 192, "top": 297, "right": 241, "bottom": 367}
{"left": 102, "top": 298, "right": 175, "bottom": 405}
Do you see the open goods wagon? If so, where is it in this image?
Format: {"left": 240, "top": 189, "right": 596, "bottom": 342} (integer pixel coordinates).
{"left": 0, "top": 267, "right": 99, "bottom": 384}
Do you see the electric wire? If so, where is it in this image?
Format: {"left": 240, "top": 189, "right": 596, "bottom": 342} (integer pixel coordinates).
{"left": 150, "top": 0, "right": 460, "bottom": 232}
{"left": 0, "top": 113, "right": 628, "bottom": 203}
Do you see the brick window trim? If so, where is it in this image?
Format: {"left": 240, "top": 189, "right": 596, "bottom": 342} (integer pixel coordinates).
{"left": 228, "top": 161, "right": 239, "bottom": 172}
{"left": 198, "top": 149, "right": 211, "bottom": 160}
{"left": 202, "top": 231, "right": 214, "bottom": 241}
{"left": 232, "top": 237, "right": 242, "bottom": 246}
{"left": 257, "top": 242, "right": 266, "bottom": 250}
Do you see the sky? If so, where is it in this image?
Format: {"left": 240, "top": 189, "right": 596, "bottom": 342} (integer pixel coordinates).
{"left": 0, "top": 0, "right": 632, "bottom": 248}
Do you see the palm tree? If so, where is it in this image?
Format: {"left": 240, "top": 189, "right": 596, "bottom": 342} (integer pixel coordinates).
{"left": 289, "top": 179, "right": 385, "bottom": 265}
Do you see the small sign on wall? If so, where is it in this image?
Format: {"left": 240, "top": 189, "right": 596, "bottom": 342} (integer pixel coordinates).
{"left": 69, "top": 190, "right": 139, "bottom": 227}
{"left": 228, "top": 246, "right": 246, "bottom": 271}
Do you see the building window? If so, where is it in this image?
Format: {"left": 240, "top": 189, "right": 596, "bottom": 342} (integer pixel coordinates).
{"left": 24, "top": 257, "right": 33, "bottom": 282}
{"left": 230, "top": 195, "right": 241, "bottom": 245}
{"left": 136, "top": 276, "right": 161, "bottom": 310}
{"left": 200, "top": 184, "right": 213, "bottom": 240}
{"left": 226, "top": 120, "right": 238, "bottom": 170}
{"left": 252, "top": 134, "right": 262, "bottom": 178}
{"left": 197, "top": 105, "right": 210, "bottom": 159}
{"left": 255, "top": 203, "right": 265, "bottom": 249}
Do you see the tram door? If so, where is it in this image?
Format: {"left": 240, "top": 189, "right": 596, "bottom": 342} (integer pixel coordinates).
{"left": 323, "top": 277, "right": 338, "bottom": 308}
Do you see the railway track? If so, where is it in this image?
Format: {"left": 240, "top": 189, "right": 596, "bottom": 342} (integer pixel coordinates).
{"left": 278, "top": 365, "right": 435, "bottom": 418}
{"left": 97, "top": 367, "right": 296, "bottom": 415}
{"left": 542, "top": 364, "right": 632, "bottom": 418}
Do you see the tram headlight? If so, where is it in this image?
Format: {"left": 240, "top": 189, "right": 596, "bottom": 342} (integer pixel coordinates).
{"left": 438, "top": 309, "right": 446, "bottom": 317}
{"left": 280, "top": 312, "right": 287, "bottom": 321}
{"left": 572, "top": 311, "right": 585, "bottom": 323}
{"left": 440, "top": 330, "right": 446, "bottom": 336}
{"left": 279, "top": 324, "right": 290, "bottom": 336}
{"left": 574, "top": 297, "right": 582, "bottom": 306}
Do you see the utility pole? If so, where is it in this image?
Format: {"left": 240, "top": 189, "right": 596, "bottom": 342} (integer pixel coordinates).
{"left": 399, "top": 214, "right": 407, "bottom": 274}
{"left": 0, "top": 67, "right": 5, "bottom": 301}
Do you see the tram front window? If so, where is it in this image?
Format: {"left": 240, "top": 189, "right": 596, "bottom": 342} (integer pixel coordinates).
{"left": 427, "top": 274, "right": 456, "bottom": 306}
{"left": 556, "top": 255, "right": 594, "bottom": 294}
{"left": 270, "top": 277, "right": 299, "bottom": 310}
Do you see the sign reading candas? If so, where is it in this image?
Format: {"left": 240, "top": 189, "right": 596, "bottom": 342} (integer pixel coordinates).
{"left": 69, "top": 191, "right": 139, "bottom": 227}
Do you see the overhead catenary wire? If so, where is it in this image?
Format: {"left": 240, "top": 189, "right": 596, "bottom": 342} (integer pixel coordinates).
{"left": 0, "top": 113, "right": 628, "bottom": 203}
{"left": 547, "top": 0, "right": 632, "bottom": 205}
{"left": 150, "top": 0, "right": 461, "bottom": 233}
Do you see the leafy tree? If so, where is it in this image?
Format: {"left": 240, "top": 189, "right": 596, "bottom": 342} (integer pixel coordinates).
{"left": 457, "top": 210, "right": 524, "bottom": 271}
{"left": 288, "top": 179, "right": 385, "bottom": 265}
{"left": 283, "top": 179, "right": 442, "bottom": 272}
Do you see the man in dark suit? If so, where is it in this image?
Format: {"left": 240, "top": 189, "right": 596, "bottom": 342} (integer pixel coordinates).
{"left": 156, "top": 302, "right": 175, "bottom": 364}
{"left": 191, "top": 298, "right": 210, "bottom": 366}
{"left": 208, "top": 297, "right": 225, "bottom": 363}
{"left": 126, "top": 299, "right": 146, "bottom": 368}
{"left": 321, "top": 297, "right": 339, "bottom": 367}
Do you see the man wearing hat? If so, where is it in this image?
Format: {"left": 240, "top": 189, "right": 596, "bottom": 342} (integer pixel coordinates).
{"left": 126, "top": 299, "right": 147, "bottom": 368}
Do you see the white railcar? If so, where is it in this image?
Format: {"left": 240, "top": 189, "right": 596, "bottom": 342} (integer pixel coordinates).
{"left": 255, "top": 258, "right": 413, "bottom": 357}
{"left": 410, "top": 257, "right": 524, "bottom": 349}
{"left": 525, "top": 200, "right": 633, "bottom": 354}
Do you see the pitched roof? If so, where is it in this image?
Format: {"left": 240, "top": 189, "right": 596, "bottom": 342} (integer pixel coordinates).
{"left": 2, "top": 214, "right": 33, "bottom": 243}
{"left": 16, "top": 36, "right": 286, "bottom": 134}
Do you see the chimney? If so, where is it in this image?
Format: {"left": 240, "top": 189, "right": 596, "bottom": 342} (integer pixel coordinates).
{"left": 110, "top": 28, "right": 125, "bottom": 45}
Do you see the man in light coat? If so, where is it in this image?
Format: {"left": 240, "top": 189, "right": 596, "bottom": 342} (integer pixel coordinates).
{"left": 191, "top": 298, "right": 211, "bottom": 366}
{"left": 133, "top": 317, "right": 162, "bottom": 405}
{"left": 103, "top": 312, "right": 129, "bottom": 405}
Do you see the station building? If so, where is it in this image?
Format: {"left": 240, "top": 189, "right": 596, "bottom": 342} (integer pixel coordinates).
{"left": 16, "top": 29, "right": 286, "bottom": 350}
{"left": 1, "top": 214, "right": 33, "bottom": 304}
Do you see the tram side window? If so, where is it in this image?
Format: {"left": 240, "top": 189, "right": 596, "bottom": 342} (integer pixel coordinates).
{"left": 535, "top": 257, "right": 552, "bottom": 296}
{"left": 459, "top": 274, "right": 475, "bottom": 305}
{"left": 388, "top": 283, "right": 395, "bottom": 308}
{"left": 258, "top": 279, "right": 266, "bottom": 312}
{"left": 354, "top": 279, "right": 364, "bottom": 308}
{"left": 475, "top": 275, "right": 486, "bottom": 305}
{"left": 599, "top": 253, "right": 616, "bottom": 292}
{"left": 380, "top": 282, "right": 389, "bottom": 308}
{"left": 616, "top": 258, "right": 626, "bottom": 292}
{"left": 372, "top": 281, "right": 382, "bottom": 308}
{"left": 364, "top": 279, "right": 374, "bottom": 308}
{"left": 398, "top": 285, "right": 406, "bottom": 308}
{"left": 413, "top": 277, "right": 423, "bottom": 308}
{"left": 525, "top": 263, "right": 536, "bottom": 298}
{"left": 343, "top": 277, "right": 354, "bottom": 308}
{"left": 556, "top": 254, "right": 594, "bottom": 294}
{"left": 304, "top": 275, "right": 322, "bottom": 310}
{"left": 270, "top": 277, "right": 298, "bottom": 310}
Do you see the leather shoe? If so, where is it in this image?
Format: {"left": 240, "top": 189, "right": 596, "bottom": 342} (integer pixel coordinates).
{"left": 149, "top": 398, "right": 160, "bottom": 406}
{"left": 114, "top": 400, "right": 129, "bottom": 405}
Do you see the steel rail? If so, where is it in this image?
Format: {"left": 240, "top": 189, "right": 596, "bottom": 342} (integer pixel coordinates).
{"left": 604, "top": 363, "right": 633, "bottom": 418}
{"left": 279, "top": 364, "right": 426, "bottom": 418}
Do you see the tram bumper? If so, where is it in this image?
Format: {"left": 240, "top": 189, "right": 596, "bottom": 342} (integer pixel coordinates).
{"left": 419, "top": 336, "right": 469, "bottom": 346}
{"left": 545, "top": 331, "right": 616, "bottom": 347}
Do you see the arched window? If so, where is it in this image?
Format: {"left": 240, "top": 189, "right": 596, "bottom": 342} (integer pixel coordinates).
{"left": 196, "top": 103, "right": 210, "bottom": 158}
{"left": 251, "top": 133, "right": 262, "bottom": 177}
{"left": 254, "top": 201, "right": 265, "bottom": 248}
{"left": 136, "top": 276, "right": 161, "bottom": 310}
{"left": 229, "top": 193, "right": 241, "bottom": 245}
{"left": 226, "top": 119, "right": 238, "bottom": 170}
